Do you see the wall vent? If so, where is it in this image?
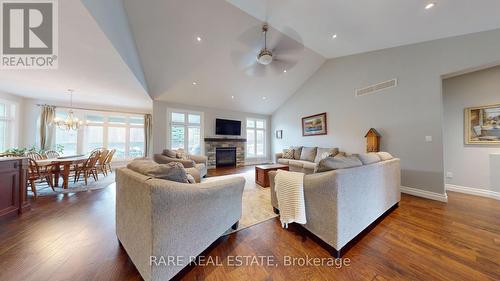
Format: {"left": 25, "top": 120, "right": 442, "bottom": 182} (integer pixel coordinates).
{"left": 355, "top": 79, "right": 397, "bottom": 97}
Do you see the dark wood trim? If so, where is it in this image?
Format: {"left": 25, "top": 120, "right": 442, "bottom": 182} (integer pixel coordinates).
{"left": 301, "top": 112, "right": 327, "bottom": 136}
{"left": 204, "top": 138, "right": 247, "bottom": 142}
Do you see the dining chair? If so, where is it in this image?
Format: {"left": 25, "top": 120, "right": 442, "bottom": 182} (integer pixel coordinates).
{"left": 44, "top": 150, "right": 60, "bottom": 159}
{"left": 25, "top": 151, "right": 46, "bottom": 160}
{"left": 104, "top": 149, "right": 116, "bottom": 175}
{"left": 74, "top": 150, "right": 101, "bottom": 185}
{"left": 27, "top": 158, "right": 56, "bottom": 197}
{"left": 97, "top": 149, "right": 110, "bottom": 176}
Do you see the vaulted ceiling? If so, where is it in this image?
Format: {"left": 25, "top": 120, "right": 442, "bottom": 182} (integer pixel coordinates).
{"left": 2, "top": 0, "right": 500, "bottom": 114}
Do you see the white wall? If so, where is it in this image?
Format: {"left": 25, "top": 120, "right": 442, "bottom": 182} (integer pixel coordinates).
{"left": 272, "top": 28, "right": 500, "bottom": 195}
{"left": 443, "top": 65, "right": 500, "bottom": 192}
{"left": 153, "top": 100, "right": 272, "bottom": 162}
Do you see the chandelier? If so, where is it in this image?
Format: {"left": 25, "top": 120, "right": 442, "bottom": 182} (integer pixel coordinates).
{"left": 52, "top": 89, "right": 88, "bottom": 131}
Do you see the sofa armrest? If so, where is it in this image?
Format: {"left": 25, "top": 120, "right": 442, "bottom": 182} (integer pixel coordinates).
{"left": 147, "top": 177, "right": 245, "bottom": 278}
{"left": 189, "top": 154, "right": 208, "bottom": 166}
{"left": 153, "top": 154, "right": 195, "bottom": 168}
{"left": 274, "top": 152, "right": 283, "bottom": 164}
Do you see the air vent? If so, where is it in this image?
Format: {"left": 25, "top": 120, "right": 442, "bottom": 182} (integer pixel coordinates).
{"left": 355, "top": 79, "right": 397, "bottom": 97}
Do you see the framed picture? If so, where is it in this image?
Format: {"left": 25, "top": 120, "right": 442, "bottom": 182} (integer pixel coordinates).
{"left": 276, "top": 130, "right": 283, "bottom": 139}
{"left": 302, "top": 112, "right": 327, "bottom": 136}
{"left": 465, "top": 103, "right": 500, "bottom": 144}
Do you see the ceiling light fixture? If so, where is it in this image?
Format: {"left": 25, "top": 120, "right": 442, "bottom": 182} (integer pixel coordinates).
{"left": 331, "top": 34, "right": 338, "bottom": 39}
{"left": 262, "top": 96, "right": 267, "bottom": 100}
{"left": 51, "top": 89, "right": 88, "bottom": 131}
{"left": 231, "top": 95, "right": 234, "bottom": 99}
{"left": 192, "top": 82, "right": 197, "bottom": 85}
{"left": 425, "top": 3, "right": 435, "bottom": 10}
{"left": 283, "top": 69, "right": 287, "bottom": 73}
{"left": 196, "top": 36, "right": 202, "bottom": 42}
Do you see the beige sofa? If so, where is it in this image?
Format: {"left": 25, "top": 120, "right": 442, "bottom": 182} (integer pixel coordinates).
{"left": 154, "top": 149, "right": 208, "bottom": 181}
{"left": 269, "top": 158, "right": 401, "bottom": 257}
{"left": 275, "top": 146, "right": 339, "bottom": 174}
{"left": 116, "top": 167, "right": 245, "bottom": 281}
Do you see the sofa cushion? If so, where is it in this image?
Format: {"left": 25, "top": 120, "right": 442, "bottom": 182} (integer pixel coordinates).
{"left": 282, "top": 148, "right": 295, "bottom": 159}
{"left": 302, "top": 161, "right": 318, "bottom": 171}
{"left": 278, "top": 159, "right": 290, "bottom": 165}
{"left": 358, "top": 153, "right": 381, "bottom": 165}
{"left": 314, "top": 147, "right": 339, "bottom": 163}
{"left": 162, "top": 149, "right": 177, "bottom": 158}
{"left": 300, "top": 147, "right": 317, "bottom": 162}
{"left": 127, "top": 159, "right": 190, "bottom": 183}
{"left": 377, "top": 152, "right": 394, "bottom": 161}
{"left": 290, "top": 146, "right": 303, "bottom": 160}
{"left": 288, "top": 159, "right": 315, "bottom": 168}
{"left": 317, "top": 155, "right": 363, "bottom": 172}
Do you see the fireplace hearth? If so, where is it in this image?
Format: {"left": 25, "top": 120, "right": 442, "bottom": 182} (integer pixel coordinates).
{"left": 216, "top": 147, "right": 237, "bottom": 167}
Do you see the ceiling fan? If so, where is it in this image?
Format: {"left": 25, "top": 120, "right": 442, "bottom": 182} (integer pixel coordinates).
{"left": 231, "top": 23, "right": 304, "bottom": 77}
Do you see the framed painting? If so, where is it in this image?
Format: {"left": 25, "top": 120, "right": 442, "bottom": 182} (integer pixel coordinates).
{"left": 302, "top": 113, "right": 327, "bottom": 136}
{"left": 465, "top": 103, "right": 500, "bottom": 144}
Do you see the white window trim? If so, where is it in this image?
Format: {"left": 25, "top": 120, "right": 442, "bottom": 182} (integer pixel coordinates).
{"left": 246, "top": 118, "right": 266, "bottom": 159}
{"left": 0, "top": 98, "right": 19, "bottom": 150}
{"left": 54, "top": 109, "right": 145, "bottom": 159}
{"left": 166, "top": 108, "right": 204, "bottom": 155}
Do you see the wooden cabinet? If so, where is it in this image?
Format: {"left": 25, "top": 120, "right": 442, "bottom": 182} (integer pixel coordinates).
{"left": 255, "top": 164, "right": 289, "bottom": 187}
{"left": 0, "top": 158, "right": 30, "bottom": 220}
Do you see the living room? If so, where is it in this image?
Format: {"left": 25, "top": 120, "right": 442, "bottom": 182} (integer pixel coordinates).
{"left": 1, "top": 0, "right": 499, "bottom": 280}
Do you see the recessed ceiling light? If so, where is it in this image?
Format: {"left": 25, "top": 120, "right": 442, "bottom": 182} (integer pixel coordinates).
{"left": 425, "top": 3, "right": 435, "bottom": 10}
{"left": 331, "top": 34, "right": 338, "bottom": 39}
{"left": 192, "top": 82, "right": 197, "bottom": 85}
{"left": 262, "top": 96, "right": 267, "bottom": 100}
{"left": 283, "top": 69, "right": 287, "bottom": 73}
{"left": 196, "top": 36, "right": 202, "bottom": 42}
{"left": 231, "top": 95, "right": 234, "bottom": 99}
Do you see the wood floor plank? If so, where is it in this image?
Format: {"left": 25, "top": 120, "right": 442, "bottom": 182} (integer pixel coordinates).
{"left": 0, "top": 177, "right": 498, "bottom": 281}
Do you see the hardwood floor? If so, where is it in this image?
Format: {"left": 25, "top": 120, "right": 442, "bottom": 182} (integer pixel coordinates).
{"left": 206, "top": 165, "right": 256, "bottom": 177}
{"left": 0, "top": 181, "right": 499, "bottom": 280}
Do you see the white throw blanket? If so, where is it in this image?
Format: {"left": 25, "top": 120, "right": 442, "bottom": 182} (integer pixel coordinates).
{"left": 274, "top": 169, "right": 306, "bottom": 228}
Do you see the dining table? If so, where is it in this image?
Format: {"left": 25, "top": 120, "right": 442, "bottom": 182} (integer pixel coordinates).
{"left": 36, "top": 155, "right": 88, "bottom": 189}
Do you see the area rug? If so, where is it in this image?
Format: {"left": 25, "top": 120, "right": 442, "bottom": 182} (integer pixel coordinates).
{"left": 33, "top": 173, "right": 116, "bottom": 197}
{"left": 204, "top": 170, "right": 278, "bottom": 234}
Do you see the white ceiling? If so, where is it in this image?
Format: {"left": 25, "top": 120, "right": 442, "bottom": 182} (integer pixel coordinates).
{"left": 0, "top": 0, "right": 151, "bottom": 111}
{"left": 227, "top": 0, "right": 500, "bottom": 58}
{"left": 123, "top": 0, "right": 325, "bottom": 115}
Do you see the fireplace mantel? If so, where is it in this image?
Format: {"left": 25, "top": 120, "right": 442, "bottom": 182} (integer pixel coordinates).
{"left": 204, "top": 138, "right": 247, "bottom": 142}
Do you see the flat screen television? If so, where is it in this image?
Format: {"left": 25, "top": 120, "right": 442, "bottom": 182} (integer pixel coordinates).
{"left": 216, "top": 119, "right": 241, "bottom": 135}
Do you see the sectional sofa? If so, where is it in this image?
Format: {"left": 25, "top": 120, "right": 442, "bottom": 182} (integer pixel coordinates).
{"left": 270, "top": 152, "right": 401, "bottom": 257}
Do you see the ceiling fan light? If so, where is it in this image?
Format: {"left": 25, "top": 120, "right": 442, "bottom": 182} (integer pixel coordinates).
{"left": 257, "top": 49, "right": 273, "bottom": 65}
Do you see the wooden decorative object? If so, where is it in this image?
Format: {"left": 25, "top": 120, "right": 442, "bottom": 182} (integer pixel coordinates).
{"left": 365, "top": 128, "right": 381, "bottom": 152}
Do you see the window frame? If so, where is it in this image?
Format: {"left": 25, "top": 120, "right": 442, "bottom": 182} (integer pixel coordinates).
{"left": 246, "top": 118, "right": 266, "bottom": 158}
{"left": 0, "top": 99, "right": 18, "bottom": 151}
{"left": 54, "top": 109, "right": 145, "bottom": 159}
{"left": 166, "top": 108, "right": 204, "bottom": 155}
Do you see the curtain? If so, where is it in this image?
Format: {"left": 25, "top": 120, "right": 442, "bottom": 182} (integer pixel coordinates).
{"left": 144, "top": 114, "right": 152, "bottom": 157}
{"left": 40, "top": 105, "right": 56, "bottom": 150}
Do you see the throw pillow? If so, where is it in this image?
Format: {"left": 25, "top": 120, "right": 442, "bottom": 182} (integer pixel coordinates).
{"left": 317, "top": 155, "right": 363, "bottom": 172}
{"left": 290, "top": 146, "right": 303, "bottom": 160}
{"left": 163, "top": 149, "right": 177, "bottom": 158}
{"left": 127, "top": 159, "right": 190, "bottom": 183}
{"left": 176, "top": 148, "right": 189, "bottom": 160}
{"left": 282, "top": 149, "right": 295, "bottom": 159}
{"left": 314, "top": 147, "right": 340, "bottom": 163}
{"left": 186, "top": 174, "right": 196, "bottom": 184}
{"left": 377, "top": 152, "right": 394, "bottom": 161}
{"left": 300, "top": 147, "right": 317, "bottom": 162}
{"left": 358, "top": 153, "right": 381, "bottom": 165}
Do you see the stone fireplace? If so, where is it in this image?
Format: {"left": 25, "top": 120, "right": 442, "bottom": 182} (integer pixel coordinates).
{"left": 204, "top": 138, "right": 246, "bottom": 169}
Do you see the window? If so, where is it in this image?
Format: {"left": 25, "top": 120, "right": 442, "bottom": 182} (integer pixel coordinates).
{"left": 55, "top": 111, "right": 78, "bottom": 155}
{"left": 0, "top": 100, "right": 17, "bottom": 152}
{"left": 54, "top": 109, "right": 145, "bottom": 158}
{"left": 246, "top": 118, "right": 266, "bottom": 158}
{"left": 168, "top": 110, "right": 203, "bottom": 155}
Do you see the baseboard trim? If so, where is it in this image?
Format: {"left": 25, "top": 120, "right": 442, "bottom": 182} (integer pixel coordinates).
{"left": 400, "top": 186, "right": 448, "bottom": 202}
{"left": 446, "top": 184, "right": 500, "bottom": 200}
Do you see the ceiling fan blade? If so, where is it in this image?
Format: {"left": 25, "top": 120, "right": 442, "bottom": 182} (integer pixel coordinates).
{"left": 230, "top": 49, "right": 258, "bottom": 69}
{"left": 236, "top": 24, "right": 264, "bottom": 50}
{"left": 244, "top": 63, "right": 267, "bottom": 77}
{"left": 268, "top": 26, "right": 304, "bottom": 57}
